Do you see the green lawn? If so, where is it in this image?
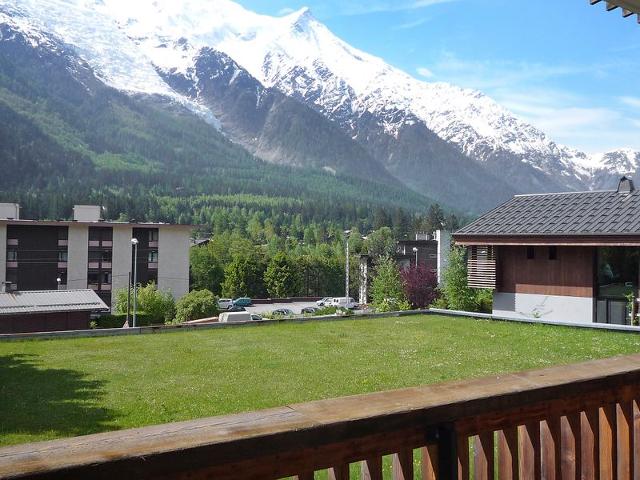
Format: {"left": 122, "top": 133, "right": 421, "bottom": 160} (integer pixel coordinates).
{"left": 1, "top": 314, "right": 640, "bottom": 447}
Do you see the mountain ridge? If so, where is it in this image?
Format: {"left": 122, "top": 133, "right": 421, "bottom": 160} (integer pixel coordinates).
{"left": 1, "top": 0, "right": 637, "bottom": 213}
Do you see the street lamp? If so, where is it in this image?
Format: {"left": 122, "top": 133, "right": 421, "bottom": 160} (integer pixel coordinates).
{"left": 56, "top": 277, "right": 62, "bottom": 290}
{"left": 131, "top": 238, "right": 139, "bottom": 328}
{"left": 412, "top": 247, "right": 419, "bottom": 267}
{"left": 344, "top": 230, "right": 351, "bottom": 299}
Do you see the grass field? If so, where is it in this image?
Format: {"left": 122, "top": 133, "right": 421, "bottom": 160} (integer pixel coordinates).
{"left": 1, "top": 314, "right": 640, "bottom": 448}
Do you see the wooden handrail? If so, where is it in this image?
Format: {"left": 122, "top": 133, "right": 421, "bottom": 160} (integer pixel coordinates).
{"left": 2, "top": 354, "right": 640, "bottom": 479}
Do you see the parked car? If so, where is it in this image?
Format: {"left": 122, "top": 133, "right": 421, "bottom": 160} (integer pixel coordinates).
{"left": 227, "top": 305, "right": 246, "bottom": 312}
{"left": 250, "top": 314, "right": 263, "bottom": 321}
{"left": 316, "top": 297, "right": 333, "bottom": 307}
{"left": 218, "top": 298, "right": 234, "bottom": 310}
{"left": 219, "top": 312, "right": 252, "bottom": 323}
{"left": 330, "top": 297, "right": 358, "bottom": 309}
{"left": 301, "top": 306, "right": 318, "bottom": 315}
{"left": 271, "top": 308, "right": 294, "bottom": 317}
{"left": 233, "top": 297, "right": 253, "bottom": 307}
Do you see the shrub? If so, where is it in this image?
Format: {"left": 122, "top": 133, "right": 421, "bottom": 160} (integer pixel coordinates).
{"left": 439, "top": 246, "right": 493, "bottom": 313}
{"left": 114, "top": 282, "right": 176, "bottom": 324}
{"left": 370, "top": 255, "right": 410, "bottom": 312}
{"left": 313, "top": 306, "right": 339, "bottom": 316}
{"left": 173, "top": 290, "right": 219, "bottom": 324}
{"left": 401, "top": 264, "right": 438, "bottom": 309}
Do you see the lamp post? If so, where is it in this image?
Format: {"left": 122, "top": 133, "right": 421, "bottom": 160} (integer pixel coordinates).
{"left": 56, "top": 277, "right": 62, "bottom": 290}
{"left": 131, "top": 238, "right": 139, "bottom": 328}
{"left": 344, "top": 230, "right": 351, "bottom": 299}
{"left": 412, "top": 247, "right": 419, "bottom": 268}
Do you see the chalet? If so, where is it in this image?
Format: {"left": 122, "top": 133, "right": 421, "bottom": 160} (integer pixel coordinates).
{"left": 454, "top": 177, "right": 640, "bottom": 326}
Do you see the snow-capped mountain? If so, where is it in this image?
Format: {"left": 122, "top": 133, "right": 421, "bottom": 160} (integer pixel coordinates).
{"left": 589, "top": 149, "right": 640, "bottom": 190}
{"left": 1, "top": 0, "right": 637, "bottom": 211}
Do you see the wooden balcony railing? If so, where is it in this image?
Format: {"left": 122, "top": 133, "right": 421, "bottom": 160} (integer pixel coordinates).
{"left": 1, "top": 354, "right": 640, "bottom": 479}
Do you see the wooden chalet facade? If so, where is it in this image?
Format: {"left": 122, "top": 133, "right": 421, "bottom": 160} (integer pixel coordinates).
{"left": 454, "top": 177, "right": 640, "bottom": 326}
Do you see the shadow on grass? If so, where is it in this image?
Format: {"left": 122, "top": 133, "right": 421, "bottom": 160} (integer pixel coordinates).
{"left": 0, "top": 354, "right": 115, "bottom": 443}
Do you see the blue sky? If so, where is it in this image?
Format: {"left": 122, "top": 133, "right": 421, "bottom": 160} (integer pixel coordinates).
{"left": 237, "top": 0, "right": 640, "bottom": 154}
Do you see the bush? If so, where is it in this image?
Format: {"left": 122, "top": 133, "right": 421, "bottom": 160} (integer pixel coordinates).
{"left": 114, "top": 282, "right": 176, "bottom": 324}
{"left": 439, "top": 246, "right": 493, "bottom": 313}
{"left": 401, "top": 264, "right": 438, "bottom": 308}
{"left": 313, "top": 306, "right": 339, "bottom": 316}
{"left": 370, "top": 255, "right": 410, "bottom": 312}
{"left": 173, "top": 290, "right": 219, "bottom": 324}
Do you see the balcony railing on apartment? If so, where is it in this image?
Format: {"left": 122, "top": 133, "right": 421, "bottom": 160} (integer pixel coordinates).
{"left": 1, "top": 354, "right": 639, "bottom": 479}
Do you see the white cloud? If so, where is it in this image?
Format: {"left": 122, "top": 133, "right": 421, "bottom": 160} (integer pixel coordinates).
{"left": 278, "top": 7, "right": 296, "bottom": 16}
{"left": 393, "top": 17, "right": 430, "bottom": 30}
{"left": 619, "top": 96, "right": 640, "bottom": 108}
{"left": 416, "top": 66, "right": 434, "bottom": 78}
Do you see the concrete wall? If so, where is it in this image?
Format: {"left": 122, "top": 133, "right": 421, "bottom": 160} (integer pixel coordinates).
{"left": 67, "top": 225, "right": 89, "bottom": 290}
{"left": 158, "top": 228, "right": 190, "bottom": 300}
{"left": 0, "top": 203, "right": 20, "bottom": 219}
{"left": 493, "top": 292, "right": 594, "bottom": 325}
{"left": 111, "top": 226, "right": 133, "bottom": 308}
{"left": 435, "top": 230, "right": 451, "bottom": 285}
{"left": 0, "top": 223, "right": 6, "bottom": 288}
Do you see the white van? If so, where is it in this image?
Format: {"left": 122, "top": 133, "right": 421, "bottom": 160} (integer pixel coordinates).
{"left": 330, "top": 297, "right": 358, "bottom": 309}
{"left": 218, "top": 298, "right": 234, "bottom": 310}
{"left": 218, "top": 311, "right": 252, "bottom": 323}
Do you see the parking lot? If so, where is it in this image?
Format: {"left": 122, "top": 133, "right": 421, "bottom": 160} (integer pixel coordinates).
{"left": 245, "top": 301, "right": 321, "bottom": 316}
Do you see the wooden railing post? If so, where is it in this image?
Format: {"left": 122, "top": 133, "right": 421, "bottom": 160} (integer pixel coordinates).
{"left": 435, "top": 424, "right": 460, "bottom": 480}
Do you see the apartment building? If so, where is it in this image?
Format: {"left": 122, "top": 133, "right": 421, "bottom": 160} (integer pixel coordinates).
{"left": 0, "top": 203, "right": 192, "bottom": 308}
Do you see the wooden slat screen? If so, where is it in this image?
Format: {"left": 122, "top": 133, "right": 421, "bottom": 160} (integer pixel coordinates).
{"left": 467, "top": 245, "right": 496, "bottom": 289}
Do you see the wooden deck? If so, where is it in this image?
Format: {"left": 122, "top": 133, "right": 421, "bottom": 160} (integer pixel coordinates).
{"left": 1, "top": 354, "right": 640, "bottom": 478}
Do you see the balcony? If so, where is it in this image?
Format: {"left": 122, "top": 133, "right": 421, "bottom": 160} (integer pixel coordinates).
{"left": 0, "top": 354, "right": 638, "bottom": 479}
{"left": 57, "top": 262, "right": 68, "bottom": 269}
{"left": 102, "top": 241, "right": 113, "bottom": 248}
{"left": 6, "top": 239, "right": 18, "bottom": 246}
{"left": 100, "top": 284, "right": 112, "bottom": 291}
{"left": 102, "top": 262, "right": 112, "bottom": 269}
{"left": 149, "top": 241, "right": 158, "bottom": 248}
{"left": 57, "top": 239, "right": 68, "bottom": 247}
{"left": 6, "top": 261, "right": 18, "bottom": 269}
{"left": 148, "top": 262, "right": 158, "bottom": 269}
{"left": 88, "top": 262, "right": 100, "bottom": 269}
{"left": 88, "top": 240, "right": 100, "bottom": 247}
{"left": 88, "top": 284, "right": 99, "bottom": 291}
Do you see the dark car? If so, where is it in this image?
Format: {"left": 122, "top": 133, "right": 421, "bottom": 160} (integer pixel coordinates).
{"left": 271, "top": 308, "right": 294, "bottom": 317}
{"left": 227, "top": 305, "right": 246, "bottom": 312}
{"left": 301, "top": 306, "right": 318, "bottom": 315}
{"left": 233, "top": 297, "right": 253, "bottom": 307}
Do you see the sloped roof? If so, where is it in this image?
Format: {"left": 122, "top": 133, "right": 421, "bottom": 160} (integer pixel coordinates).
{"left": 455, "top": 186, "right": 640, "bottom": 237}
{"left": 591, "top": 0, "right": 640, "bottom": 23}
{"left": 0, "top": 290, "right": 109, "bottom": 316}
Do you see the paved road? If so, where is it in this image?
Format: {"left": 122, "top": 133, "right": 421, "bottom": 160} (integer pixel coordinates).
{"left": 245, "top": 301, "right": 320, "bottom": 315}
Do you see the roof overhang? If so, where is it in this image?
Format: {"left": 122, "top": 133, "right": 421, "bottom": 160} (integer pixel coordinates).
{"left": 454, "top": 234, "right": 640, "bottom": 247}
{"left": 591, "top": 0, "right": 640, "bottom": 23}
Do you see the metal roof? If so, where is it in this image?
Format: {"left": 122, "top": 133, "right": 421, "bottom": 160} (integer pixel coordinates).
{"left": 455, "top": 184, "right": 640, "bottom": 237}
{"left": 0, "top": 290, "right": 109, "bottom": 316}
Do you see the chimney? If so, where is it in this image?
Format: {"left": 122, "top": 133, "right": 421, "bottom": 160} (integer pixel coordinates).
{"left": 617, "top": 176, "right": 635, "bottom": 194}
{"left": 0, "top": 203, "right": 20, "bottom": 220}
{"left": 73, "top": 205, "right": 103, "bottom": 222}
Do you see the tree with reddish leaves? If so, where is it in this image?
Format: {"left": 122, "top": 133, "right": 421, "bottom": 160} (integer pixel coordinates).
{"left": 401, "top": 264, "right": 438, "bottom": 309}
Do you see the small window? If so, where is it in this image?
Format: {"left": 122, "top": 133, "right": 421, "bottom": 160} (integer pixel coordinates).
{"left": 148, "top": 251, "right": 158, "bottom": 263}
{"left": 7, "top": 250, "right": 17, "bottom": 261}
{"left": 549, "top": 246, "right": 557, "bottom": 261}
{"left": 102, "top": 251, "right": 112, "bottom": 262}
{"left": 149, "top": 230, "right": 159, "bottom": 242}
{"left": 58, "top": 251, "right": 68, "bottom": 262}
{"left": 526, "top": 246, "right": 535, "bottom": 260}
{"left": 101, "top": 272, "right": 112, "bottom": 284}
{"left": 88, "top": 272, "right": 100, "bottom": 284}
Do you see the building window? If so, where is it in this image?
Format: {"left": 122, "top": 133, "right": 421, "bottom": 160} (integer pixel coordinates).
{"left": 102, "top": 250, "right": 112, "bottom": 262}
{"left": 149, "top": 230, "right": 159, "bottom": 243}
{"left": 548, "top": 246, "right": 557, "bottom": 261}
{"left": 526, "top": 246, "right": 535, "bottom": 260}
{"left": 58, "top": 251, "right": 68, "bottom": 262}
{"left": 7, "top": 250, "right": 17, "bottom": 261}
{"left": 148, "top": 251, "right": 158, "bottom": 263}
{"left": 101, "top": 272, "right": 112, "bottom": 285}
{"left": 88, "top": 272, "right": 100, "bottom": 284}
